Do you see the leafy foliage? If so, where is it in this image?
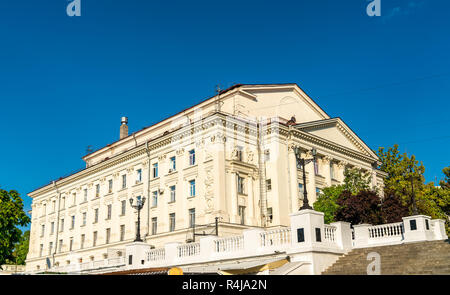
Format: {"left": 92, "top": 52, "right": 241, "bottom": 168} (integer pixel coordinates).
{"left": 335, "top": 190, "right": 383, "bottom": 225}
{"left": 313, "top": 185, "right": 344, "bottom": 224}
{"left": 381, "top": 193, "right": 409, "bottom": 223}
{"left": 342, "top": 167, "right": 372, "bottom": 195}
{"left": 0, "top": 189, "right": 30, "bottom": 266}
{"left": 9, "top": 230, "right": 30, "bottom": 265}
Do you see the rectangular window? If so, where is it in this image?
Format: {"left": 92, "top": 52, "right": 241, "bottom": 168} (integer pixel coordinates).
{"left": 69, "top": 238, "right": 73, "bottom": 251}
{"left": 61, "top": 197, "right": 65, "bottom": 209}
{"left": 136, "top": 169, "right": 142, "bottom": 183}
{"left": 330, "top": 162, "right": 335, "bottom": 180}
{"left": 82, "top": 212, "right": 87, "bottom": 226}
{"left": 94, "top": 208, "right": 99, "bottom": 223}
{"left": 71, "top": 216, "right": 75, "bottom": 229}
{"left": 52, "top": 200, "right": 56, "bottom": 212}
{"left": 121, "top": 200, "right": 126, "bottom": 215}
{"left": 267, "top": 207, "right": 273, "bottom": 222}
{"left": 237, "top": 176, "right": 245, "bottom": 194}
{"left": 60, "top": 219, "right": 64, "bottom": 232}
{"left": 93, "top": 231, "right": 98, "bottom": 246}
{"left": 189, "top": 208, "right": 195, "bottom": 228}
{"left": 120, "top": 225, "right": 125, "bottom": 241}
{"left": 152, "top": 191, "right": 158, "bottom": 207}
{"left": 153, "top": 163, "right": 159, "bottom": 178}
{"left": 189, "top": 180, "right": 196, "bottom": 197}
{"left": 169, "top": 213, "right": 175, "bottom": 232}
{"left": 299, "top": 183, "right": 304, "bottom": 194}
{"left": 189, "top": 149, "right": 196, "bottom": 166}
{"left": 51, "top": 222, "right": 54, "bottom": 234}
{"left": 266, "top": 179, "right": 272, "bottom": 191}
{"left": 48, "top": 242, "right": 53, "bottom": 255}
{"left": 108, "top": 179, "right": 113, "bottom": 193}
{"left": 39, "top": 244, "right": 43, "bottom": 257}
{"left": 58, "top": 240, "right": 63, "bottom": 253}
{"left": 236, "top": 146, "right": 243, "bottom": 161}
{"left": 107, "top": 204, "right": 112, "bottom": 220}
{"left": 169, "top": 185, "right": 176, "bottom": 202}
{"left": 316, "top": 187, "right": 322, "bottom": 196}
{"left": 72, "top": 193, "right": 76, "bottom": 205}
{"left": 169, "top": 156, "right": 176, "bottom": 172}
{"left": 80, "top": 234, "right": 85, "bottom": 249}
{"left": 238, "top": 206, "right": 246, "bottom": 225}
{"left": 41, "top": 224, "right": 45, "bottom": 237}
{"left": 83, "top": 189, "right": 88, "bottom": 202}
{"left": 106, "top": 228, "right": 111, "bottom": 244}
{"left": 42, "top": 204, "right": 46, "bottom": 215}
{"left": 96, "top": 184, "right": 100, "bottom": 197}
{"left": 122, "top": 174, "right": 127, "bottom": 189}
{"left": 151, "top": 218, "right": 157, "bottom": 235}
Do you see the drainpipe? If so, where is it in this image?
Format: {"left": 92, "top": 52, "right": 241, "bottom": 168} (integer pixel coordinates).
{"left": 52, "top": 181, "right": 62, "bottom": 268}
{"left": 257, "top": 118, "right": 268, "bottom": 228}
{"left": 145, "top": 140, "right": 151, "bottom": 238}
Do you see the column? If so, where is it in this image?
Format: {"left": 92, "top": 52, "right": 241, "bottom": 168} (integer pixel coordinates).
{"left": 305, "top": 151, "right": 317, "bottom": 205}
{"left": 247, "top": 175, "right": 255, "bottom": 225}
{"left": 322, "top": 156, "right": 332, "bottom": 186}
{"left": 288, "top": 145, "right": 299, "bottom": 212}
{"left": 230, "top": 172, "right": 238, "bottom": 223}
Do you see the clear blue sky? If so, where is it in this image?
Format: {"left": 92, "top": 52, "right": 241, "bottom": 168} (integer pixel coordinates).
{"left": 1, "top": 1, "right": 449, "bottom": 231}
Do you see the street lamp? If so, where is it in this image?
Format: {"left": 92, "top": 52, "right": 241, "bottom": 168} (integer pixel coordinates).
{"left": 293, "top": 147, "right": 317, "bottom": 210}
{"left": 129, "top": 196, "right": 146, "bottom": 242}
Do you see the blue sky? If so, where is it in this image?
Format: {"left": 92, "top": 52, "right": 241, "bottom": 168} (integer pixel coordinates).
{"left": 0, "top": 0, "right": 449, "bottom": 231}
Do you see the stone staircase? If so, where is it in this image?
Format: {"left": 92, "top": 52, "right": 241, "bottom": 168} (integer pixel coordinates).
{"left": 322, "top": 239, "right": 450, "bottom": 275}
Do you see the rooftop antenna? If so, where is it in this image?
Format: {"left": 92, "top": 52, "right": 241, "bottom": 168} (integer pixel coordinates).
{"left": 215, "top": 84, "right": 222, "bottom": 112}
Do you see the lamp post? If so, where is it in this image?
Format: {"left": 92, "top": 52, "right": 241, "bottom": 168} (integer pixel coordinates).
{"left": 129, "top": 196, "right": 146, "bottom": 242}
{"left": 293, "top": 147, "right": 317, "bottom": 210}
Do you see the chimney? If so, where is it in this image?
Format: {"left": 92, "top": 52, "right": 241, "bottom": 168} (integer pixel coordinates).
{"left": 120, "top": 117, "right": 128, "bottom": 139}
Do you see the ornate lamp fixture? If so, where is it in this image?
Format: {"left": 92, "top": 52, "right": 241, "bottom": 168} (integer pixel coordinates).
{"left": 129, "top": 196, "right": 146, "bottom": 242}
{"left": 293, "top": 147, "right": 317, "bottom": 210}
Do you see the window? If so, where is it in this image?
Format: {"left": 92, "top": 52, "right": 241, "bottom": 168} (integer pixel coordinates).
{"left": 95, "top": 184, "right": 100, "bottom": 197}
{"left": 266, "top": 179, "right": 272, "bottom": 191}
{"left": 93, "top": 231, "right": 98, "bottom": 246}
{"left": 41, "top": 224, "right": 45, "bottom": 237}
{"left": 238, "top": 206, "right": 246, "bottom": 225}
{"left": 81, "top": 212, "right": 86, "bottom": 226}
{"left": 264, "top": 149, "right": 270, "bottom": 162}
{"left": 152, "top": 191, "right": 158, "bottom": 207}
{"left": 189, "top": 180, "right": 196, "bottom": 197}
{"left": 48, "top": 242, "right": 53, "bottom": 255}
{"left": 236, "top": 146, "right": 243, "bottom": 161}
{"left": 39, "top": 244, "right": 43, "bottom": 257}
{"left": 153, "top": 163, "right": 159, "bottom": 178}
{"left": 107, "top": 204, "right": 112, "bottom": 220}
{"left": 51, "top": 222, "right": 54, "bottom": 234}
{"left": 94, "top": 208, "right": 99, "bottom": 223}
{"left": 169, "top": 185, "right": 176, "bottom": 203}
{"left": 122, "top": 174, "right": 127, "bottom": 189}
{"left": 60, "top": 219, "right": 64, "bottom": 232}
{"left": 61, "top": 197, "right": 65, "bottom": 209}
{"left": 136, "top": 169, "right": 142, "bottom": 183}
{"left": 314, "top": 160, "right": 319, "bottom": 175}
{"left": 52, "top": 200, "right": 56, "bottom": 212}
{"left": 71, "top": 215, "right": 75, "bottom": 229}
{"left": 237, "top": 176, "right": 245, "bottom": 194}
{"left": 169, "top": 156, "right": 176, "bottom": 172}
{"left": 42, "top": 204, "right": 46, "bottom": 215}
{"left": 121, "top": 200, "right": 126, "bottom": 215}
{"left": 151, "top": 218, "right": 157, "bottom": 235}
{"left": 106, "top": 228, "right": 111, "bottom": 244}
{"left": 120, "top": 225, "right": 125, "bottom": 241}
{"left": 169, "top": 213, "right": 175, "bottom": 232}
{"left": 58, "top": 240, "right": 63, "bottom": 253}
{"left": 330, "top": 162, "right": 335, "bottom": 180}
{"left": 189, "top": 149, "right": 196, "bottom": 165}
{"left": 108, "top": 179, "right": 113, "bottom": 193}
{"left": 267, "top": 207, "right": 273, "bottom": 223}
{"left": 316, "top": 187, "right": 322, "bottom": 196}
{"left": 189, "top": 208, "right": 196, "bottom": 228}
{"left": 72, "top": 193, "right": 76, "bottom": 205}
{"left": 299, "top": 183, "right": 304, "bottom": 194}
{"left": 69, "top": 238, "right": 73, "bottom": 251}
{"left": 80, "top": 234, "right": 85, "bottom": 249}
{"left": 83, "top": 189, "right": 88, "bottom": 202}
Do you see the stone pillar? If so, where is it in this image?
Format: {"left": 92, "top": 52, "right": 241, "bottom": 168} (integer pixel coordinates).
{"left": 322, "top": 156, "right": 332, "bottom": 186}
{"left": 164, "top": 242, "right": 181, "bottom": 266}
{"left": 304, "top": 151, "right": 317, "bottom": 205}
{"left": 352, "top": 224, "right": 371, "bottom": 248}
{"left": 243, "top": 228, "right": 265, "bottom": 253}
{"left": 337, "top": 161, "right": 347, "bottom": 182}
{"left": 431, "top": 219, "right": 448, "bottom": 240}
{"left": 402, "top": 215, "right": 434, "bottom": 243}
{"left": 288, "top": 145, "right": 299, "bottom": 212}
{"left": 230, "top": 172, "right": 238, "bottom": 223}
{"left": 125, "top": 241, "right": 151, "bottom": 270}
{"left": 330, "top": 221, "right": 353, "bottom": 251}
{"left": 247, "top": 175, "right": 255, "bottom": 224}
{"left": 199, "top": 235, "right": 217, "bottom": 261}
{"left": 289, "top": 209, "right": 325, "bottom": 249}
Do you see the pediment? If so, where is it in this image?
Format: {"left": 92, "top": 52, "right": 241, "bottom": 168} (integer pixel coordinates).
{"left": 294, "top": 118, "right": 378, "bottom": 159}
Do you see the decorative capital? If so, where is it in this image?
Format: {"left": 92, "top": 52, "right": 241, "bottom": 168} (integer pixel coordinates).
{"left": 322, "top": 155, "right": 332, "bottom": 164}
{"left": 176, "top": 148, "right": 185, "bottom": 156}
{"left": 338, "top": 160, "right": 348, "bottom": 168}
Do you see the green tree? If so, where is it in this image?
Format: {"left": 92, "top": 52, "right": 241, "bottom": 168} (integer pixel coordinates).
{"left": 0, "top": 189, "right": 30, "bottom": 267}
{"left": 342, "top": 167, "right": 372, "bottom": 195}
{"left": 313, "top": 185, "right": 344, "bottom": 224}
{"left": 9, "top": 230, "right": 30, "bottom": 265}
{"left": 335, "top": 190, "right": 383, "bottom": 225}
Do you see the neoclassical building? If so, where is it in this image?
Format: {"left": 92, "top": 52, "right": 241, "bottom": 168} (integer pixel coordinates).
{"left": 25, "top": 83, "right": 386, "bottom": 272}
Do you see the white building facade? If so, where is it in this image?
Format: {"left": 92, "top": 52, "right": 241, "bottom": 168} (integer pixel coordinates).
{"left": 25, "top": 84, "right": 387, "bottom": 272}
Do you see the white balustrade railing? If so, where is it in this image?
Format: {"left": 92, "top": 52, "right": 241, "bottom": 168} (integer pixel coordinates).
{"left": 324, "top": 225, "right": 337, "bottom": 242}
{"left": 368, "top": 222, "right": 404, "bottom": 239}
{"left": 214, "top": 235, "right": 244, "bottom": 253}
{"left": 260, "top": 228, "right": 291, "bottom": 247}
{"left": 108, "top": 257, "right": 125, "bottom": 265}
{"left": 147, "top": 248, "right": 165, "bottom": 262}
{"left": 177, "top": 242, "right": 200, "bottom": 258}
